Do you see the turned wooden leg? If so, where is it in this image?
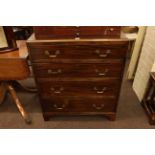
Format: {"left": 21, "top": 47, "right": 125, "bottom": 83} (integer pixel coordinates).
{"left": 7, "top": 84, "right": 32, "bottom": 124}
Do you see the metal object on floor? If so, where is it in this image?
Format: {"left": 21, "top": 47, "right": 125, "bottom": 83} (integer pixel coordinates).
{"left": 142, "top": 72, "right": 155, "bottom": 125}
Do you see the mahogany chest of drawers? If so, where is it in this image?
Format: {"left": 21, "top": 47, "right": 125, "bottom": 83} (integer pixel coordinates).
{"left": 27, "top": 27, "right": 129, "bottom": 121}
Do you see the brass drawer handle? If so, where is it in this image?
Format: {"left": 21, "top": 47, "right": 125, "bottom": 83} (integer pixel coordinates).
{"left": 95, "top": 69, "right": 109, "bottom": 76}
{"left": 106, "top": 49, "right": 111, "bottom": 54}
{"left": 94, "top": 87, "right": 107, "bottom": 94}
{"left": 99, "top": 54, "right": 108, "bottom": 58}
{"left": 53, "top": 103, "right": 67, "bottom": 110}
{"left": 95, "top": 49, "right": 111, "bottom": 58}
{"left": 110, "top": 28, "right": 114, "bottom": 32}
{"left": 76, "top": 32, "right": 80, "bottom": 36}
{"left": 47, "top": 69, "right": 62, "bottom": 74}
{"left": 45, "top": 50, "right": 60, "bottom": 58}
{"left": 104, "top": 28, "right": 114, "bottom": 35}
{"left": 92, "top": 103, "right": 105, "bottom": 110}
{"left": 104, "top": 28, "right": 108, "bottom": 35}
{"left": 50, "top": 87, "right": 64, "bottom": 94}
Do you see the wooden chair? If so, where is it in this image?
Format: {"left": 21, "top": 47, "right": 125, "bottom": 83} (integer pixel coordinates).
{"left": 0, "top": 41, "right": 32, "bottom": 124}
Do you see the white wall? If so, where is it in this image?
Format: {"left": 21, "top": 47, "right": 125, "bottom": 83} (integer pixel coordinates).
{"left": 133, "top": 26, "right": 155, "bottom": 101}
{"left": 151, "top": 60, "right": 155, "bottom": 72}
{"left": 127, "top": 27, "right": 146, "bottom": 79}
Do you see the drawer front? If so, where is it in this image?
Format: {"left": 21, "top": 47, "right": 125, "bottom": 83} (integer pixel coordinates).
{"left": 33, "top": 62, "right": 124, "bottom": 78}
{"left": 41, "top": 96, "right": 116, "bottom": 112}
{"left": 37, "top": 79, "right": 120, "bottom": 97}
{"left": 78, "top": 26, "right": 121, "bottom": 38}
{"left": 34, "top": 26, "right": 77, "bottom": 39}
{"left": 29, "top": 45, "right": 126, "bottom": 62}
{"left": 34, "top": 26, "right": 121, "bottom": 39}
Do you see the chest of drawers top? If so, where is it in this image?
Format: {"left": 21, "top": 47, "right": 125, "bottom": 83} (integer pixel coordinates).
{"left": 33, "top": 26, "right": 121, "bottom": 39}
{"left": 27, "top": 34, "right": 128, "bottom": 46}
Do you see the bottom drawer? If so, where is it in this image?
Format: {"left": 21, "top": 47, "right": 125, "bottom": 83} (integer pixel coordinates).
{"left": 41, "top": 96, "right": 117, "bottom": 113}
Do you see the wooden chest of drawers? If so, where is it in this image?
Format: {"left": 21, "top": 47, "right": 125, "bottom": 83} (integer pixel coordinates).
{"left": 34, "top": 26, "right": 121, "bottom": 39}
{"left": 27, "top": 36, "right": 129, "bottom": 121}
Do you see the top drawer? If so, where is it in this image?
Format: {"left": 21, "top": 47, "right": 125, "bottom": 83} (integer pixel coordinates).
{"left": 28, "top": 44, "right": 127, "bottom": 62}
{"left": 34, "top": 26, "right": 121, "bottom": 39}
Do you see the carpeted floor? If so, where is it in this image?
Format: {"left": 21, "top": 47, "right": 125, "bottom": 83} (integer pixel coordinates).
{"left": 0, "top": 64, "right": 155, "bottom": 129}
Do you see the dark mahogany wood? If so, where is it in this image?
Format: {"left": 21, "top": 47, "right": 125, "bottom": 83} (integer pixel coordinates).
{"left": 43, "top": 112, "right": 116, "bottom": 121}
{"left": 32, "top": 62, "right": 123, "bottom": 78}
{"left": 27, "top": 27, "right": 128, "bottom": 121}
{"left": 28, "top": 44, "right": 127, "bottom": 62}
{"left": 41, "top": 96, "right": 117, "bottom": 113}
{"left": 36, "top": 78, "right": 120, "bottom": 97}
{"left": 34, "top": 26, "right": 121, "bottom": 39}
{"left": 34, "top": 26, "right": 76, "bottom": 39}
{"left": 78, "top": 26, "right": 121, "bottom": 38}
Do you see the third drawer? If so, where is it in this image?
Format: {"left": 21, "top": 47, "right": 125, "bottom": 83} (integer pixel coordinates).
{"left": 37, "top": 79, "right": 121, "bottom": 97}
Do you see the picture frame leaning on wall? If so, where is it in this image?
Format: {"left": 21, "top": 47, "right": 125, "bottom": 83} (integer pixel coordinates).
{"left": 0, "top": 26, "right": 18, "bottom": 53}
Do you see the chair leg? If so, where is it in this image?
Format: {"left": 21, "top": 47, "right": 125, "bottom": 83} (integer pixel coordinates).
{"left": 7, "top": 84, "right": 32, "bottom": 124}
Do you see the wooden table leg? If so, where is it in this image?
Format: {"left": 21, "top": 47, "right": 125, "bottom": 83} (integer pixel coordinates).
{"left": 7, "top": 84, "right": 32, "bottom": 124}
